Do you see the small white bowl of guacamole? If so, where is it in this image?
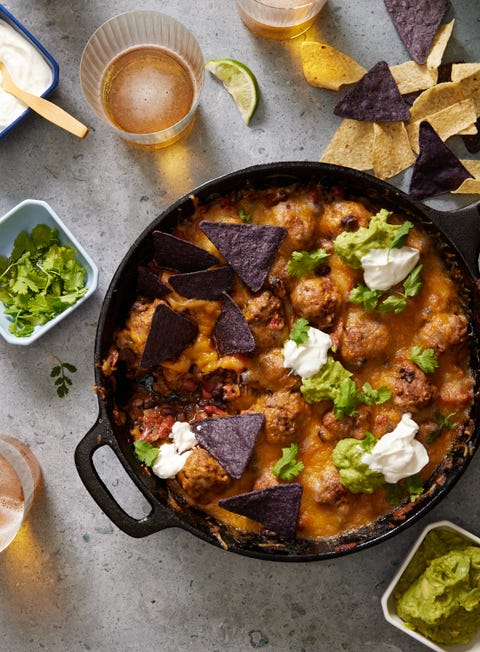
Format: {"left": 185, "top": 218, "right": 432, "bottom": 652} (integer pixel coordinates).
{"left": 382, "top": 520, "right": 480, "bottom": 651}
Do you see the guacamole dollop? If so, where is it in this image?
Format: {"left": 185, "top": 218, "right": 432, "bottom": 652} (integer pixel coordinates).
{"left": 334, "top": 208, "right": 400, "bottom": 268}
{"left": 394, "top": 529, "right": 480, "bottom": 646}
{"left": 300, "top": 355, "right": 351, "bottom": 404}
{"left": 331, "top": 436, "right": 385, "bottom": 494}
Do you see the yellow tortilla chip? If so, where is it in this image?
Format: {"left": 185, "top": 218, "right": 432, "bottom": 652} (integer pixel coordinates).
{"left": 451, "top": 63, "right": 480, "bottom": 82}
{"left": 320, "top": 119, "right": 373, "bottom": 170}
{"left": 372, "top": 122, "right": 416, "bottom": 179}
{"left": 301, "top": 41, "right": 367, "bottom": 91}
{"left": 407, "top": 98, "right": 477, "bottom": 153}
{"left": 457, "top": 71, "right": 480, "bottom": 115}
{"left": 426, "top": 20, "right": 455, "bottom": 70}
{"left": 390, "top": 61, "right": 437, "bottom": 95}
{"left": 451, "top": 178, "right": 480, "bottom": 194}
{"left": 452, "top": 160, "right": 480, "bottom": 194}
{"left": 460, "top": 160, "right": 480, "bottom": 177}
{"left": 409, "top": 81, "right": 464, "bottom": 122}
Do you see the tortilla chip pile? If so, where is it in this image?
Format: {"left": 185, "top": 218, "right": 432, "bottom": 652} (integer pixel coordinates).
{"left": 305, "top": 0, "right": 480, "bottom": 197}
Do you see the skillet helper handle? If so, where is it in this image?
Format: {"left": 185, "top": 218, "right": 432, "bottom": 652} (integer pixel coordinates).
{"left": 425, "top": 202, "right": 480, "bottom": 281}
{"left": 75, "top": 417, "right": 176, "bottom": 538}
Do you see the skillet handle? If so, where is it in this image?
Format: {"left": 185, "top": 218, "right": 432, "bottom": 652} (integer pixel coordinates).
{"left": 424, "top": 202, "right": 480, "bottom": 281}
{"left": 75, "top": 416, "right": 177, "bottom": 538}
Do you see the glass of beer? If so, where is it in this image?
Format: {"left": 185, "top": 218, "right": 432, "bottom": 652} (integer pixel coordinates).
{"left": 236, "top": 0, "right": 327, "bottom": 40}
{"left": 80, "top": 11, "right": 204, "bottom": 148}
{"left": 0, "top": 435, "right": 41, "bottom": 552}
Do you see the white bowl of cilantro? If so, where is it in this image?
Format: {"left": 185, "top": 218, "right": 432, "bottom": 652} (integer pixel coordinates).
{"left": 0, "top": 199, "right": 98, "bottom": 344}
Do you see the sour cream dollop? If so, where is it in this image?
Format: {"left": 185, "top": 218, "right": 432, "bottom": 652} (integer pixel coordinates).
{"left": 361, "top": 246, "right": 420, "bottom": 291}
{"left": 282, "top": 326, "right": 332, "bottom": 378}
{"left": 0, "top": 19, "right": 54, "bottom": 128}
{"left": 151, "top": 421, "right": 198, "bottom": 479}
{"left": 361, "top": 413, "right": 429, "bottom": 484}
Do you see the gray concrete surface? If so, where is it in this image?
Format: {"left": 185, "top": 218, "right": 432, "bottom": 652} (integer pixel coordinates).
{"left": 0, "top": 1, "right": 479, "bottom": 651}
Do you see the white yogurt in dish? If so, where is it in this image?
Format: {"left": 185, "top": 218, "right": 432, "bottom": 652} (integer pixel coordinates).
{"left": 0, "top": 18, "right": 53, "bottom": 129}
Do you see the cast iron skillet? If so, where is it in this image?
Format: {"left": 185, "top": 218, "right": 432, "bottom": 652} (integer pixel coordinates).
{"left": 75, "top": 162, "right": 480, "bottom": 561}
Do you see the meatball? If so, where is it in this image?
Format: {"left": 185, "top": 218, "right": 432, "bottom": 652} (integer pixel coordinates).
{"left": 263, "top": 391, "right": 307, "bottom": 445}
{"left": 319, "top": 405, "right": 370, "bottom": 443}
{"left": 337, "top": 307, "right": 391, "bottom": 368}
{"left": 310, "top": 464, "right": 347, "bottom": 505}
{"left": 290, "top": 276, "right": 339, "bottom": 330}
{"left": 249, "top": 348, "right": 299, "bottom": 392}
{"left": 177, "top": 447, "right": 230, "bottom": 504}
{"left": 392, "top": 361, "right": 436, "bottom": 412}
{"left": 320, "top": 200, "right": 372, "bottom": 239}
{"left": 269, "top": 194, "right": 319, "bottom": 251}
{"left": 415, "top": 313, "right": 468, "bottom": 354}
{"left": 243, "top": 291, "right": 288, "bottom": 348}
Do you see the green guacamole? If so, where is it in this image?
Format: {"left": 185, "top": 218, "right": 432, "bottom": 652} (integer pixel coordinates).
{"left": 331, "top": 437, "right": 384, "bottom": 494}
{"left": 300, "top": 356, "right": 352, "bottom": 404}
{"left": 333, "top": 208, "right": 399, "bottom": 268}
{"left": 394, "top": 529, "right": 480, "bottom": 646}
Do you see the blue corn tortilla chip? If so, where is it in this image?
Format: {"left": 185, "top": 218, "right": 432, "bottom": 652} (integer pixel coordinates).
{"left": 137, "top": 266, "right": 170, "bottom": 300}
{"left": 169, "top": 266, "right": 234, "bottom": 300}
{"left": 214, "top": 293, "right": 255, "bottom": 356}
{"left": 192, "top": 413, "right": 264, "bottom": 480}
{"left": 218, "top": 483, "right": 303, "bottom": 538}
{"left": 384, "top": 0, "right": 450, "bottom": 65}
{"left": 200, "top": 221, "right": 287, "bottom": 292}
{"left": 153, "top": 230, "right": 219, "bottom": 272}
{"left": 409, "top": 121, "right": 473, "bottom": 199}
{"left": 140, "top": 303, "right": 198, "bottom": 368}
{"left": 333, "top": 61, "right": 410, "bottom": 122}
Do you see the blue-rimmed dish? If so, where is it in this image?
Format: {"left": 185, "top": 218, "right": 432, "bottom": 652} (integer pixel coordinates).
{"left": 0, "top": 4, "right": 59, "bottom": 138}
{"left": 0, "top": 199, "right": 98, "bottom": 345}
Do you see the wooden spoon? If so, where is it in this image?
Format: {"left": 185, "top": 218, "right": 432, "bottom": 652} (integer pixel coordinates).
{"left": 0, "top": 60, "right": 89, "bottom": 138}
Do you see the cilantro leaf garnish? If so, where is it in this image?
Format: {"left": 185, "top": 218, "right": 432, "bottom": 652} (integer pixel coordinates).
{"left": 273, "top": 443, "right": 304, "bottom": 481}
{"left": 358, "top": 383, "right": 392, "bottom": 406}
{"left": 389, "top": 220, "right": 414, "bottom": 250}
{"left": 287, "top": 248, "right": 330, "bottom": 277}
{"left": 386, "top": 475, "right": 424, "bottom": 504}
{"left": 359, "top": 432, "right": 377, "bottom": 453}
{"left": 403, "top": 264, "right": 423, "bottom": 297}
{"left": 0, "top": 225, "right": 88, "bottom": 337}
{"left": 427, "top": 412, "right": 456, "bottom": 444}
{"left": 238, "top": 206, "right": 253, "bottom": 223}
{"left": 289, "top": 317, "right": 310, "bottom": 345}
{"left": 333, "top": 378, "right": 359, "bottom": 419}
{"left": 333, "top": 380, "right": 392, "bottom": 418}
{"left": 350, "top": 265, "right": 423, "bottom": 315}
{"left": 409, "top": 345, "right": 439, "bottom": 374}
{"left": 134, "top": 440, "right": 160, "bottom": 467}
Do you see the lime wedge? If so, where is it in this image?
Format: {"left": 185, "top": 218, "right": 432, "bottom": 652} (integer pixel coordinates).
{"left": 205, "top": 58, "right": 259, "bottom": 125}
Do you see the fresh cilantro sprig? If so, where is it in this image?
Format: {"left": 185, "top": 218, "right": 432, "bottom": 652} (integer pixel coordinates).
{"left": 409, "top": 345, "right": 439, "bottom": 374}
{"left": 333, "top": 379, "right": 392, "bottom": 419}
{"left": 238, "top": 206, "right": 253, "bottom": 223}
{"left": 289, "top": 317, "right": 310, "bottom": 345}
{"left": 50, "top": 356, "right": 77, "bottom": 397}
{"left": 273, "top": 443, "right": 304, "bottom": 481}
{"left": 349, "top": 264, "right": 423, "bottom": 314}
{"left": 287, "top": 248, "right": 330, "bottom": 277}
{"left": 389, "top": 220, "right": 414, "bottom": 250}
{"left": 0, "top": 224, "right": 88, "bottom": 337}
{"left": 386, "top": 475, "right": 424, "bottom": 504}
{"left": 427, "top": 412, "right": 456, "bottom": 444}
{"left": 134, "top": 439, "right": 159, "bottom": 466}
